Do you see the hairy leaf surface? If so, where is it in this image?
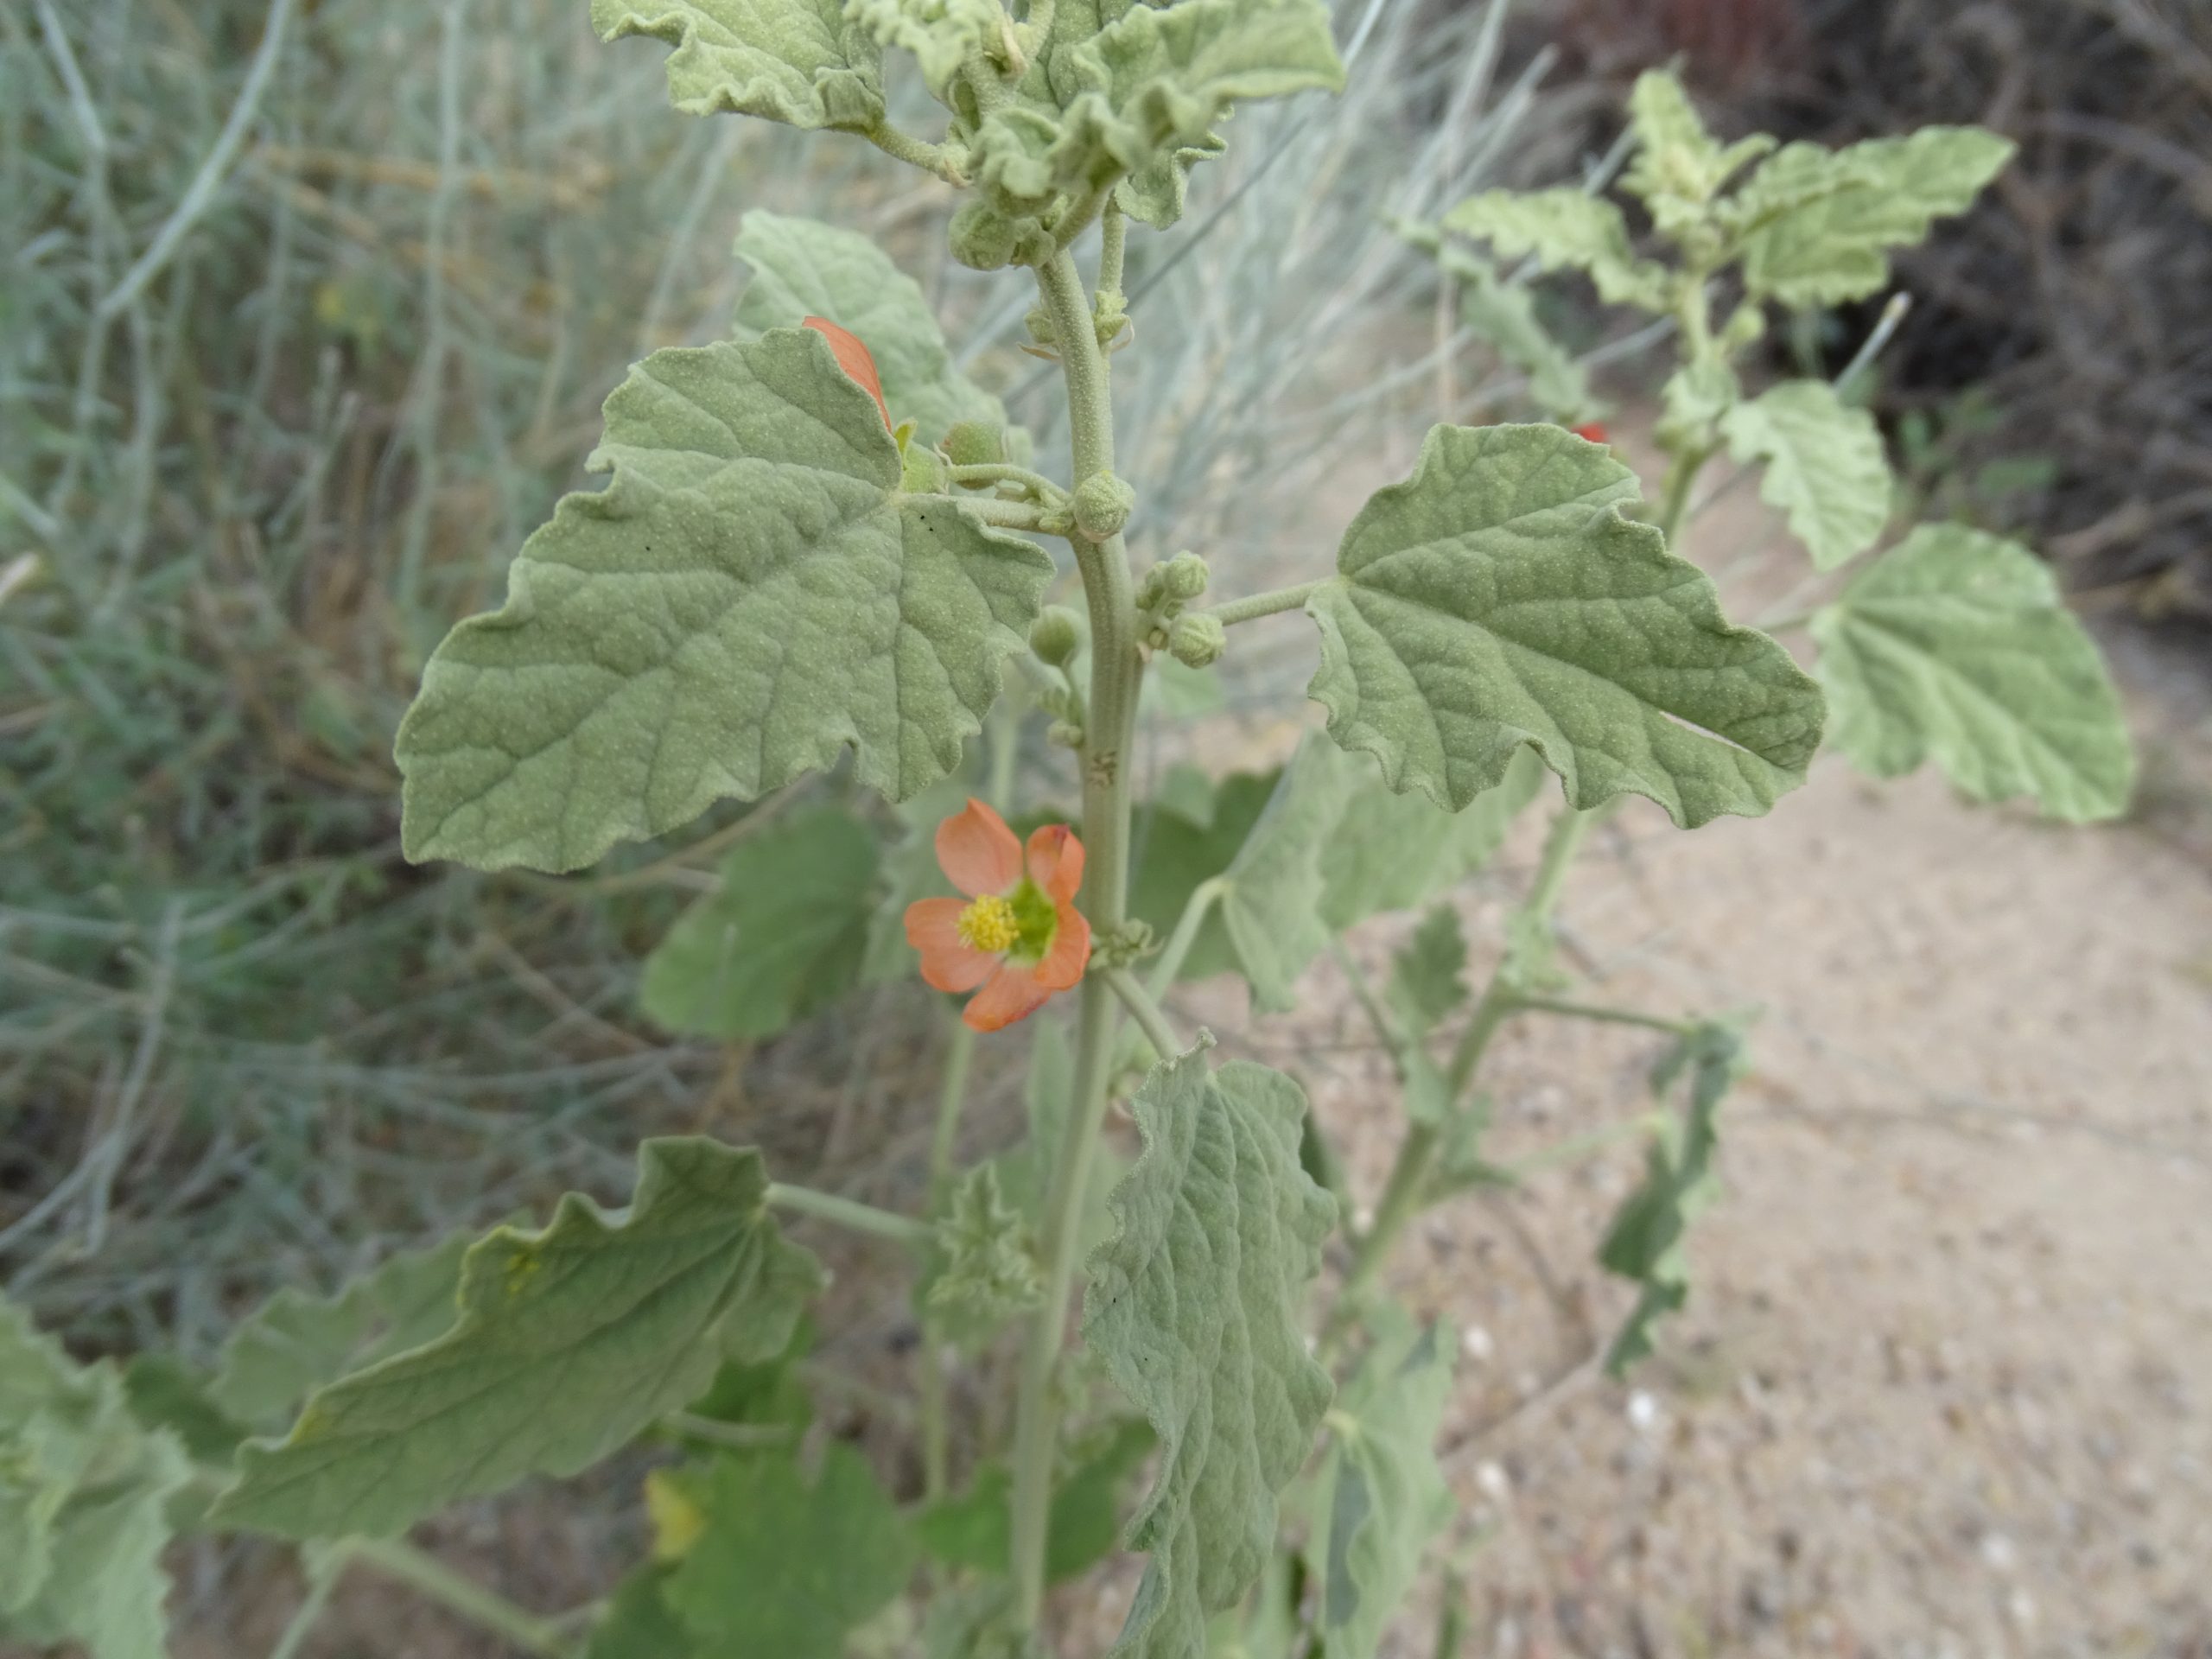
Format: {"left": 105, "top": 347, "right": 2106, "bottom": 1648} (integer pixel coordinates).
{"left": 1309, "top": 1316, "right": 1456, "bottom": 1659}
{"left": 1720, "top": 379, "right": 1891, "bottom": 571}
{"left": 1810, "top": 525, "right": 2133, "bottom": 821}
{"left": 733, "top": 213, "right": 1005, "bottom": 442}
{"left": 1218, "top": 738, "right": 1351, "bottom": 1013}
{"left": 1084, "top": 1050, "right": 1335, "bottom": 1659}
{"left": 1443, "top": 192, "right": 1670, "bottom": 310}
{"left": 396, "top": 328, "right": 1052, "bottom": 873}
{"left": 592, "top": 0, "right": 886, "bottom": 130}
{"left": 1318, "top": 747, "right": 1545, "bottom": 932}
{"left": 1388, "top": 906, "right": 1468, "bottom": 1039}
{"left": 640, "top": 806, "right": 878, "bottom": 1039}
{"left": 660, "top": 1445, "right": 914, "bottom": 1656}
{"left": 1735, "top": 129, "right": 2014, "bottom": 308}
{"left": 913, "top": 1420, "right": 1154, "bottom": 1583}
{"left": 1305, "top": 423, "right": 1825, "bottom": 826}
{"left": 213, "top": 1139, "right": 823, "bottom": 1538}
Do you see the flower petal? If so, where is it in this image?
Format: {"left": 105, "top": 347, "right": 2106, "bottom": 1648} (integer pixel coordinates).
{"left": 906, "top": 897, "right": 999, "bottom": 993}
{"left": 1033, "top": 901, "right": 1091, "bottom": 991}
{"left": 1024, "top": 822, "right": 1085, "bottom": 904}
{"left": 937, "top": 798, "right": 1023, "bottom": 898}
{"left": 803, "top": 316, "right": 891, "bottom": 429}
{"left": 963, "top": 960, "right": 1058, "bottom": 1033}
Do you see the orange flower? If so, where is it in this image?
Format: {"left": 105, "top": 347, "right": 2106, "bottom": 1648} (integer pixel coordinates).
{"left": 802, "top": 315, "right": 891, "bottom": 429}
{"left": 905, "top": 799, "right": 1091, "bottom": 1033}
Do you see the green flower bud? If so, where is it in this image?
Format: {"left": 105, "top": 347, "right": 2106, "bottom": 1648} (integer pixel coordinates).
{"left": 1166, "top": 611, "right": 1225, "bottom": 670}
{"left": 944, "top": 421, "right": 1007, "bottom": 469}
{"left": 1047, "top": 719, "right": 1084, "bottom": 749}
{"left": 1160, "top": 550, "right": 1209, "bottom": 601}
{"left": 1029, "top": 605, "right": 1081, "bottom": 668}
{"left": 950, "top": 200, "right": 1020, "bottom": 271}
{"left": 1071, "top": 472, "right": 1135, "bottom": 543}
{"left": 900, "top": 442, "right": 949, "bottom": 496}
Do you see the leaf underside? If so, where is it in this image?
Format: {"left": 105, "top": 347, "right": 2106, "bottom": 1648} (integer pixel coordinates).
{"left": 592, "top": 0, "right": 887, "bottom": 130}
{"left": 213, "top": 1138, "right": 822, "bottom": 1539}
{"left": 1720, "top": 379, "right": 1892, "bottom": 572}
{"left": 395, "top": 327, "right": 1052, "bottom": 874}
{"left": 1083, "top": 1049, "right": 1336, "bottom": 1659}
{"left": 1306, "top": 423, "right": 1826, "bottom": 828}
{"left": 1810, "top": 524, "right": 2134, "bottom": 822}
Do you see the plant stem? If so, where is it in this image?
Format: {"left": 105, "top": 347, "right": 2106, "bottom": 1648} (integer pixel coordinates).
{"left": 1326, "top": 934, "right": 1412, "bottom": 1084}
{"left": 1205, "top": 580, "right": 1323, "bottom": 627}
{"left": 1103, "top": 966, "right": 1183, "bottom": 1058}
{"left": 1511, "top": 995, "right": 1691, "bottom": 1037}
{"left": 1656, "top": 444, "right": 1713, "bottom": 547}
{"left": 1098, "top": 201, "right": 1127, "bottom": 300}
{"left": 912, "top": 492, "right": 1052, "bottom": 533}
{"left": 765, "top": 1182, "right": 932, "bottom": 1247}
{"left": 1144, "top": 874, "right": 1226, "bottom": 1002}
{"left": 266, "top": 1550, "right": 343, "bottom": 1659}
{"left": 346, "top": 1538, "right": 574, "bottom": 1658}
{"left": 946, "top": 462, "right": 1068, "bottom": 501}
{"left": 928, "top": 1017, "right": 979, "bottom": 1201}
{"left": 1501, "top": 1112, "right": 1667, "bottom": 1180}
{"left": 865, "top": 120, "right": 967, "bottom": 184}
{"left": 1009, "top": 246, "right": 1141, "bottom": 1637}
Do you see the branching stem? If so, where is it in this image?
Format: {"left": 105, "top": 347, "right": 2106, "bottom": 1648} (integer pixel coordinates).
{"left": 765, "top": 1182, "right": 931, "bottom": 1247}
{"left": 1205, "top": 580, "right": 1323, "bottom": 627}
{"left": 1104, "top": 966, "right": 1184, "bottom": 1058}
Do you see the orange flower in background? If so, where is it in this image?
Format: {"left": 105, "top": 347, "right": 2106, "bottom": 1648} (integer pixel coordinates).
{"left": 1571, "top": 421, "right": 1611, "bottom": 445}
{"left": 802, "top": 315, "right": 891, "bottom": 429}
{"left": 906, "top": 800, "right": 1090, "bottom": 1033}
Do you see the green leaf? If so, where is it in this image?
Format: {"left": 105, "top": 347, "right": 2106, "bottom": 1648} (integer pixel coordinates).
{"left": 1126, "top": 770, "right": 1279, "bottom": 982}
{"left": 732, "top": 213, "right": 1006, "bottom": 444}
{"left": 1442, "top": 192, "right": 1670, "bottom": 311}
{"left": 395, "top": 327, "right": 1052, "bottom": 873}
{"left": 1720, "top": 379, "right": 1892, "bottom": 571}
{"left": 213, "top": 1138, "right": 823, "bottom": 1539}
{"left": 1599, "top": 1021, "right": 1744, "bottom": 1373}
{"left": 1809, "top": 524, "right": 2134, "bottom": 822}
{"left": 640, "top": 805, "right": 878, "bottom": 1040}
{"left": 1217, "top": 736, "right": 1353, "bottom": 1013}
{"left": 1621, "top": 68, "right": 1722, "bottom": 231}
{"left": 210, "top": 1230, "right": 472, "bottom": 1433}
{"left": 1455, "top": 261, "right": 1595, "bottom": 426}
{"left": 1734, "top": 128, "right": 2015, "bottom": 308}
{"left": 914, "top": 1418, "right": 1154, "bottom": 1583}
{"left": 588, "top": 1567, "right": 699, "bottom": 1659}
{"left": 1309, "top": 1316, "right": 1457, "bottom": 1659}
{"left": 925, "top": 1163, "right": 1045, "bottom": 1347}
{"left": 591, "top": 0, "right": 886, "bottom": 130}
{"left": 1318, "top": 747, "right": 1546, "bottom": 933}
{"left": 660, "top": 1445, "right": 915, "bottom": 1656}
{"left": 0, "top": 1300, "right": 188, "bottom": 1659}
{"left": 1304, "top": 423, "right": 1826, "bottom": 827}
{"left": 1084, "top": 1048, "right": 1336, "bottom": 1659}
{"left": 123, "top": 1355, "right": 250, "bottom": 1470}
{"left": 1387, "top": 906, "right": 1467, "bottom": 1040}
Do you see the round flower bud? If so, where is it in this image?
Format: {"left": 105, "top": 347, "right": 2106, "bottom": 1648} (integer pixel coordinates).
{"left": 1047, "top": 719, "right": 1084, "bottom": 749}
{"left": 1160, "top": 550, "right": 1209, "bottom": 601}
{"left": 1167, "top": 612, "right": 1224, "bottom": 669}
{"left": 1029, "top": 605, "right": 1081, "bottom": 668}
{"left": 949, "top": 200, "right": 1020, "bottom": 271}
{"left": 1071, "top": 473, "right": 1135, "bottom": 543}
{"left": 943, "top": 421, "right": 1007, "bottom": 469}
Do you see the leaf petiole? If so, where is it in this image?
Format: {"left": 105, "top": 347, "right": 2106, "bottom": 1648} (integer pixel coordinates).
{"left": 1204, "top": 580, "right": 1324, "bottom": 628}
{"left": 764, "top": 1183, "right": 932, "bottom": 1247}
{"left": 1103, "top": 965, "right": 1185, "bottom": 1058}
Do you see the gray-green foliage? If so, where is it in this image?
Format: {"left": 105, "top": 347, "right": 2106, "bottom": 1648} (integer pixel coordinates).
{"left": 1307, "top": 1316, "right": 1456, "bottom": 1659}
{"left": 1387, "top": 906, "right": 1467, "bottom": 1040}
{"left": 732, "top": 212, "right": 1006, "bottom": 442}
{"left": 640, "top": 806, "right": 880, "bottom": 1040}
{"left": 394, "top": 327, "right": 1052, "bottom": 873}
{"left": 211, "top": 1230, "right": 472, "bottom": 1433}
{"left": 1720, "top": 380, "right": 1892, "bottom": 571}
{"left": 0, "top": 1300, "right": 189, "bottom": 1659}
{"left": 1306, "top": 423, "right": 1825, "bottom": 826}
{"left": 213, "top": 1140, "right": 822, "bottom": 1538}
{"left": 1440, "top": 192, "right": 1669, "bottom": 310}
{"left": 1217, "top": 737, "right": 1353, "bottom": 1013}
{"left": 592, "top": 0, "right": 887, "bottom": 130}
{"left": 1084, "top": 1050, "right": 1336, "bottom": 1658}
{"left": 658, "top": 1445, "right": 916, "bottom": 1657}
{"left": 1810, "top": 525, "right": 2134, "bottom": 821}
{"left": 1599, "top": 1021, "right": 1745, "bottom": 1373}
{"left": 927, "top": 1163, "right": 1046, "bottom": 1346}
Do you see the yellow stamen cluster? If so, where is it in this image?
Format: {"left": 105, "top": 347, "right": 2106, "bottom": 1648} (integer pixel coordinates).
{"left": 956, "top": 893, "right": 1020, "bottom": 954}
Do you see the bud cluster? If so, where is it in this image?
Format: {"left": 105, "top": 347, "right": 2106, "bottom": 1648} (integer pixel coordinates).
{"left": 1131, "top": 552, "right": 1220, "bottom": 668}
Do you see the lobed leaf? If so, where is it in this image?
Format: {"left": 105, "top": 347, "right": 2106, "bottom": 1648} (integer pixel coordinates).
{"left": 1308, "top": 1315, "right": 1457, "bottom": 1659}
{"left": 592, "top": 0, "right": 886, "bottom": 130}
{"left": 925, "top": 1163, "right": 1045, "bottom": 1347}
{"left": 0, "top": 1299, "right": 189, "bottom": 1659}
{"left": 1304, "top": 423, "right": 1826, "bottom": 827}
{"left": 1083, "top": 1048, "right": 1336, "bottom": 1659}
{"left": 732, "top": 212, "right": 1006, "bottom": 444}
{"left": 1387, "top": 906, "right": 1468, "bottom": 1040}
{"left": 640, "top": 805, "right": 878, "bottom": 1040}
{"left": 1720, "top": 379, "right": 1892, "bottom": 571}
{"left": 658, "top": 1445, "right": 915, "bottom": 1657}
{"left": 1809, "top": 524, "right": 2134, "bottom": 821}
{"left": 1442, "top": 192, "right": 1671, "bottom": 311}
{"left": 395, "top": 328, "right": 1052, "bottom": 874}
{"left": 1734, "top": 128, "right": 2015, "bottom": 308}
{"left": 213, "top": 1139, "right": 823, "bottom": 1539}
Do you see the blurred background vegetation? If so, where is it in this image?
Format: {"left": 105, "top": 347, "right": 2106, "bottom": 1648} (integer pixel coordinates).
{"left": 4, "top": 0, "right": 2209, "bottom": 1647}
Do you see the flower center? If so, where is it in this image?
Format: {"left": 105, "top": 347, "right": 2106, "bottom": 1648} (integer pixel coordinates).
{"left": 956, "top": 893, "right": 1021, "bottom": 954}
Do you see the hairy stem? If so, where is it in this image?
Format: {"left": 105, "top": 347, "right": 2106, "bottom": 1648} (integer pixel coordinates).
{"left": 1144, "top": 874, "right": 1227, "bottom": 1002}
{"left": 346, "top": 1538, "right": 575, "bottom": 1658}
{"left": 1010, "top": 247, "right": 1141, "bottom": 1635}
{"left": 945, "top": 462, "right": 1068, "bottom": 501}
{"left": 765, "top": 1182, "right": 931, "bottom": 1247}
{"left": 866, "top": 121, "right": 967, "bottom": 183}
{"left": 1205, "top": 579, "right": 1323, "bottom": 627}
{"left": 1512, "top": 995, "right": 1691, "bottom": 1036}
{"left": 911, "top": 492, "right": 1052, "bottom": 533}
{"left": 1104, "top": 965, "right": 1184, "bottom": 1058}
